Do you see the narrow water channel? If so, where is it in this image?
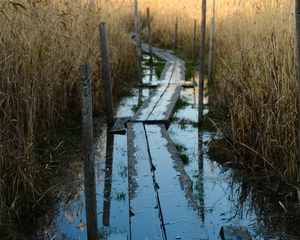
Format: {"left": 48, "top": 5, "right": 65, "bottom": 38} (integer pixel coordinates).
{"left": 43, "top": 55, "right": 300, "bottom": 240}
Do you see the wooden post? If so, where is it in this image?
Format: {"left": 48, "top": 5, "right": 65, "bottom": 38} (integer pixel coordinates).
{"left": 80, "top": 64, "right": 98, "bottom": 240}
{"left": 99, "top": 22, "right": 114, "bottom": 127}
{"left": 295, "top": 0, "right": 300, "bottom": 201}
{"left": 207, "top": 0, "right": 216, "bottom": 83}
{"left": 198, "top": 0, "right": 207, "bottom": 124}
{"left": 134, "top": 0, "right": 143, "bottom": 83}
{"left": 173, "top": 17, "right": 178, "bottom": 50}
{"left": 192, "top": 19, "right": 197, "bottom": 62}
{"left": 147, "top": 7, "right": 153, "bottom": 63}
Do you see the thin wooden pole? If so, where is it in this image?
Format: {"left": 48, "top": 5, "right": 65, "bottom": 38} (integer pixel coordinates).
{"left": 207, "top": 0, "right": 216, "bottom": 83}
{"left": 295, "top": 0, "right": 300, "bottom": 201}
{"left": 99, "top": 22, "right": 114, "bottom": 127}
{"left": 147, "top": 7, "right": 153, "bottom": 63}
{"left": 192, "top": 19, "right": 197, "bottom": 62}
{"left": 134, "top": 0, "right": 143, "bottom": 83}
{"left": 173, "top": 17, "right": 178, "bottom": 50}
{"left": 80, "top": 64, "right": 98, "bottom": 240}
{"left": 198, "top": 0, "right": 207, "bottom": 124}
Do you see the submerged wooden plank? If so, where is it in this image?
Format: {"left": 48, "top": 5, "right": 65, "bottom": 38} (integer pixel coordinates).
{"left": 145, "top": 124, "right": 207, "bottom": 240}
{"left": 127, "top": 123, "right": 164, "bottom": 240}
{"left": 220, "top": 226, "right": 251, "bottom": 240}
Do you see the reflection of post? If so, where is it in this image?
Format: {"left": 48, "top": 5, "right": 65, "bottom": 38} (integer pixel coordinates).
{"left": 138, "top": 87, "right": 143, "bottom": 106}
{"left": 103, "top": 131, "right": 115, "bottom": 226}
{"left": 149, "top": 64, "right": 153, "bottom": 82}
{"left": 198, "top": 128, "right": 205, "bottom": 223}
{"left": 210, "top": 160, "right": 214, "bottom": 177}
{"left": 80, "top": 65, "right": 98, "bottom": 240}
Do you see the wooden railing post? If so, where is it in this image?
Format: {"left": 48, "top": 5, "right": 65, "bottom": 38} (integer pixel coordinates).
{"left": 208, "top": 0, "right": 216, "bottom": 83}
{"left": 99, "top": 22, "right": 114, "bottom": 127}
{"left": 80, "top": 64, "right": 98, "bottom": 240}
{"left": 295, "top": 0, "right": 300, "bottom": 201}
{"left": 192, "top": 19, "right": 197, "bottom": 62}
{"left": 198, "top": 0, "right": 207, "bottom": 124}
{"left": 147, "top": 7, "right": 153, "bottom": 63}
{"left": 134, "top": 0, "right": 143, "bottom": 83}
{"left": 173, "top": 17, "right": 178, "bottom": 50}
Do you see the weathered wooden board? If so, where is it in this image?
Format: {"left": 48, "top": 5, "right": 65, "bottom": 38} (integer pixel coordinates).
{"left": 220, "top": 226, "right": 251, "bottom": 240}
{"left": 110, "top": 117, "right": 131, "bottom": 135}
{"left": 145, "top": 124, "right": 208, "bottom": 240}
{"left": 127, "top": 123, "right": 164, "bottom": 239}
{"left": 183, "top": 82, "right": 195, "bottom": 88}
{"left": 147, "top": 84, "right": 182, "bottom": 122}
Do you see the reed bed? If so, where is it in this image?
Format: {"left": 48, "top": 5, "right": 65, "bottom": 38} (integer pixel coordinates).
{"left": 214, "top": 0, "right": 298, "bottom": 183}
{"left": 0, "top": 0, "right": 135, "bottom": 229}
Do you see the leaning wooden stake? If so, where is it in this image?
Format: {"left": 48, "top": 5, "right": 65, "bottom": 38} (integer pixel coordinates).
{"left": 207, "top": 0, "right": 216, "bottom": 83}
{"left": 147, "top": 7, "right": 153, "bottom": 62}
{"left": 198, "top": 0, "right": 207, "bottom": 124}
{"left": 134, "top": 0, "right": 143, "bottom": 83}
{"left": 295, "top": 0, "right": 300, "bottom": 201}
{"left": 80, "top": 64, "right": 98, "bottom": 240}
{"left": 173, "top": 17, "right": 178, "bottom": 50}
{"left": 99, "top": 22, "right": 114, "bottom": 127}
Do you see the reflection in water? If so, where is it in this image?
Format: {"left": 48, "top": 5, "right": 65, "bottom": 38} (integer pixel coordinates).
{"left": 209, "top": 160, "right": 214, "bottom": 177}
{"left": 149, "top": 64, "right": 153, "bottom": 82}
{"left": 103, "top": 131, "right": 114, "bottom": 227}
{"left": 138, "top": 87, "right": 143, "bottom": 106}
{"left": 83, "top": 149, "right": 98, "bottom": 239}
{"left": 198, "top": 128, "right": 205, "bottom": 223}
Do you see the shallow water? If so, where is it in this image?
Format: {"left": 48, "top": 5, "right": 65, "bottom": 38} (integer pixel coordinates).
{"left": 44, "top": 56, "right": 300, "bottom": 240}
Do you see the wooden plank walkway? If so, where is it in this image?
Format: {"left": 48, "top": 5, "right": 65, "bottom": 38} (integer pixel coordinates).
{"left": 127, "top": 45, "right": 208, "bottom": 239}
{"left": 132, "top": 45, "right": 185, "bottom": 123}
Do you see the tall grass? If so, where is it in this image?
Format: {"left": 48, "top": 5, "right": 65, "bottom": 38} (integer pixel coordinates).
{"left": 0, "top": 0, "right": 135, "bottom": 229}
{"left": 214, "top": 0, "right": 298, "bottom": 183}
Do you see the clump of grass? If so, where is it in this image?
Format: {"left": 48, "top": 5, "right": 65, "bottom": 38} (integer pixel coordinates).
{"left": 179, "top": 153, "right": 190, "bottom": 165}
{"left": 175, "top": 143, "right": 188, "bottom": 152}
{"left": 175, "top": 97, "right": 189, "bottom": 111}
{"left": 175, "top": 143, "right": 189, "bottom": 165}
{"left": 115, "top": 192, "right": 127, "bottom": 201}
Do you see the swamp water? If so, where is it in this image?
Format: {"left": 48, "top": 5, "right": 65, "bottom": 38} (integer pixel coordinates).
{"left": 41, "top": 55, "right": 300, "bottom": 240}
